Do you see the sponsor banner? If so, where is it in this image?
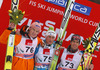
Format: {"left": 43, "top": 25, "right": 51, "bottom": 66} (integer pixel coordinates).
{"left": 0, "top": 0, "right": 100, "bottom": 70}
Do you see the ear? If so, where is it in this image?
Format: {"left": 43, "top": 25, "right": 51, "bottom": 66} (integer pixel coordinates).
{"left": 70, "top": 41, "right": 72, "bottom": 44}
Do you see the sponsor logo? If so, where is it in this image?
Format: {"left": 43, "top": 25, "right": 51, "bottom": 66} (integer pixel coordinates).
{"left": 66, "top": 54, "right": 74, "bottom": 61}
{"left": 73, "top": 2, "right": 91, "bottom": 16}
{"left": 44, "top": 0, "right": 91, "bottom": 16}
{"left": 25, "top": 39, "right": 32, "bottom": 46}
{"left": 43, "top": 49, "right": 50, "bottom": 55}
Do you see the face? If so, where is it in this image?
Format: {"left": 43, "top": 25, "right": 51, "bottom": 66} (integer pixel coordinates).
{"left": 28, "top": 27, "right": 40, "bottom": 38}
{"left": 46, "top": 35, "right": 55, "bottom": 45}
{"left": 70, "top": 40, "right": 80, "bottom": 50}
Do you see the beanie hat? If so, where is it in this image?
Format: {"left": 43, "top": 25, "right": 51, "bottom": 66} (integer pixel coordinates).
{"left": 71, "top": 34, "right": 81, "bottom": 43}
{"left": 45, "top": 27, "right": 56, "bottom": 38}
{"left": 29, "top": 21, "right": 41, "bottom": 32}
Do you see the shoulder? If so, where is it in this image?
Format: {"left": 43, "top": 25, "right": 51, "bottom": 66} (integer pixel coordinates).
{"left": 37, "top": 37, "right": 43, "bottom": 45}
{"left": 37, "top": 37, "right": 41, "bottom": 40}
{"left": 52, "top": 41, "right": 56, "bottom": 48}
{"left": 78, "top": 50, "right": 84, "bottom": 55}
{"left": 64, "top": 48, "right": 67, "bottom": 52}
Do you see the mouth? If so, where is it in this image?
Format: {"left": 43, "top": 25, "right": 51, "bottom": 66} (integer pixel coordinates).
{"left": 32, "top": 33, "right": 34, "bottom": 35}
{"left": 30, "top": 33, "right": 36, "bottom": 37}
{"left": 73, "top": 45, "right": 77, "bottom": 48}
{"left": 48, "top": 41, "right": 52, "bottom": 44}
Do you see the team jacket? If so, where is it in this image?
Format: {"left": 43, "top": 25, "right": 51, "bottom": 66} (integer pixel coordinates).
{"left": 0, "top": 29, "right": 42, "bottom": 70}
{"left": 34, "top": 41, "right": 55, "bottom": 70}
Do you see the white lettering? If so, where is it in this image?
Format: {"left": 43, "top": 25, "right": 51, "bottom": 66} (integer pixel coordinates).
{"left": 37, "top": 3, "right": 46, "bottom": 9}
{"left": 65, "top": 33, "right": 74, "bottom": 41}
{"left": 80, "top": 7, "right": 87, "bottom": 13}
{"left": 29, "top": 0, "right": 37, "bottom": 7}
{"left": 55, "top": 28, "right": 67, "bottom": 40}
{"left": 74, "top": 4, "right": 80, "bottom": 11}
{"left": 0, "top": 0, "right": 3, "bottom": 8}
{"left": 48, "top": 0, "right": 55, "bottom": 2}
{"left": 27, "top": 19, "right": 32, "bottom": 26}
{"left": 18, "top": 17, "right": 28, "bottom": 26}
{"left": 58, "top": 0, "right": 65, "bottom": 5}
{"left": 70, "top": 14, "right": 88, "bottom": 24}
{"left": 89, "top": 21, "right": 99, "bottom": 27}
{"left": 46, "top": 6, "right": 64, "bottom": 15}
{"left": 45, "top": 20, "right": 56, "bottom": 28}
{"left": 84, "top": 19, "right": 88, "bottom": 23}
{"left": 74, "top": 4, "right": 87, "bottom": 13}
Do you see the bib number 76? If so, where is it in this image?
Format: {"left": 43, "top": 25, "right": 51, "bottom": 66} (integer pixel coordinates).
{"left": 26, "top": 46, "right": 34, "bottom": 53}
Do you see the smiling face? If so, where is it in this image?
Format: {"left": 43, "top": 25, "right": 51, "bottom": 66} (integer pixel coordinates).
{"left": 46, "top": 35, "right": 55, "bottom": 45}
{"left": 70, "top": 40, "right": 80, "bottom": 51}
{"left": 28, "top": 27, "right": 40, "bottom": 38}
{"left": 28, "top": 22, "right": 41, "bottom": 38}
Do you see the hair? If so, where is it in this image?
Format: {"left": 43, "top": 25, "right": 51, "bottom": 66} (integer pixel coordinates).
{"left": 71, "top": 34, "right": 81, "bottom": 43}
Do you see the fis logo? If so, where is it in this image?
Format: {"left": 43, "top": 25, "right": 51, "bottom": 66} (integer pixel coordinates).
{"left": 25, "top": 39, "right": 32, "bottom": 46}
{"left": 66, "top": 54, "right": 74, "bottom": 61}
{"left": 0, "top": 0, "right": 3, "bottom": 8}
{"left": 43, "top": 49, "right": 50, "bottom": 55}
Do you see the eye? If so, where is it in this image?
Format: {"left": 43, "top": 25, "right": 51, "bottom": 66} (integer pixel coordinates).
{"left": 32, "top": 28, "right": 35, "bottom": 31}
{"left": 36, "top": 30, "right": 39, "bottom": 33}
{"left": 52, "top": 36, "right": 55, "bottom": 39}
{"left": 49, "top": 36, "right": 51, "bottom": 38}
{"left": 76, "top": 42, "right": 79, "bottom": 44}
{"left": 73, "top": 41, "right": 75, "bottom": 43}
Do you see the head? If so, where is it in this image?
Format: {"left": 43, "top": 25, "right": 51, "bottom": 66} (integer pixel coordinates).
{"left": 28, "top": 21, "right": 41, "bottom": 38}
{"left": 70, "top": 34, "right": 81, "bottom": 51}
{"left": 45, "top": 27, "right": 56, "bottom": 45}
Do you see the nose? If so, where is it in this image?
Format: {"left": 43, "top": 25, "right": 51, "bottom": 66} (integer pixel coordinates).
{"left": 32, "top": 30, "right": 36, "bottom": 34}
{"left": 73, "top": 42, "right": 77, "bottom": 45}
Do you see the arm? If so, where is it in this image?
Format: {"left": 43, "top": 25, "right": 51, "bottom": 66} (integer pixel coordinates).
{"left": 37, "top": 37, "right": 45, "bottom": 47}
{"left": 0, "top": 29, "right": 11, "bottom": 44}
{"left": 0, "top": 23, "right": 22, "bottom": 46}
{"left": 0, "top": 29, "right": 22, "bottom": 46}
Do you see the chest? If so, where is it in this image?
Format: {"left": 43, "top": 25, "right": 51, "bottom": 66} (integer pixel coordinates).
{"left": 16, "top": 36, "right": 38, "bottom": 54}
{"left": 60, "top": 51, "right": 82, "bottom": 69}
{"left": 35, "top": 47, "right": 54, "bottom": 63}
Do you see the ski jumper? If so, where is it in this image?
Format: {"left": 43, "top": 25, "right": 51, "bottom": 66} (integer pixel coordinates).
{"left": 34, "top": 41, "right": 55, "bottom": 70}
{"left": 0, "top": 29, "right": 42, "bottom": 70}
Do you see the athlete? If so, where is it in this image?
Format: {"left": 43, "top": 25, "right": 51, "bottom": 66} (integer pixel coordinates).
{"left": 34, "top": 27, "right": 56, "bottom": 70}
{"left": 0, "top": 21, "right": 43, "bottom": 70}
{"left": 57, "top": 34, "right": 94, "bottom": 70}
